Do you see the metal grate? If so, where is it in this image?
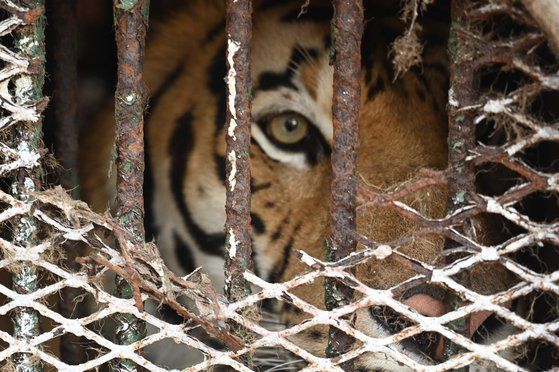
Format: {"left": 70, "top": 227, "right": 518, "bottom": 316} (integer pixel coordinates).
{"left": 0, "top": 0, "right": 557, "bottom": 371}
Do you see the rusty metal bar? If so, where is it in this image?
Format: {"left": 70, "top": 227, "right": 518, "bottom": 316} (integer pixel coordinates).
{"left": 112, "top": 0, "right": 150, "bottom": 369}
{"left": 326, "top": 0, "right": 363, "bottom": 364}
{"left": 113, "top": 0, "right": 148, "bottom": 237}
{"left": 47, "top": 0, "right": 85, "bottom": 365}
{"left": 224, "top": 0, "right": 253, "bottom": 304}
{"left": 445, "top": 0, "right": 481, "bottom": 360}
{"left": 9, "top": 1, "right": 47, "bottom": 371}
{"left": 447, "top": 0, "right": 477, "bottom": 217}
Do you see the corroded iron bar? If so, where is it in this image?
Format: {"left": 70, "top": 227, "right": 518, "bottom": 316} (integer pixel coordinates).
{"left": 113, "top": 0, "right": 148, "bottom": 238}
{"left": 326, "top": 0, "right": 363, "bottom": 363}
{"left": 47, "top": 0, "right": 85, "bottom": 365}
{"left": 448, "top": 0, "right": 478, "bottom": 214}
{"left": 9, "top": 1, "right": 46, "bottom": 371}
{"left": 112, "top": 0, "right": 150, "bottom": 369}
{"left": 446, "top": 0, "right": 481, "bottom": 361}
{"left": 224, "top": 0, "right": 253, "bottom": 304}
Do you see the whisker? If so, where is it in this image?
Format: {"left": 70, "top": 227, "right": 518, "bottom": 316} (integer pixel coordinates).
{"left": 263, "top": 359, "right": 306, "bottom": 372}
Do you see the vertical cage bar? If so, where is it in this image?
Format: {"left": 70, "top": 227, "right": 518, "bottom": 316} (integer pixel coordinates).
{"left": 447, "top": 0, "right": 477, "bottom": 221}
{"left": 8, "top": 0, "right": 46, "bottom": 371}
{"left": 112, "top": 0, "right": 150, "bottom": 369}
{"left": 445, "top": 0, "right": 479, "bottom": 361}
{"left": 113, "top": 0, "right": 148, "bottom": 236}
{"left": 47, "top": 0, "right": 85, "bottom": 365}
{"left": 224, "top": 0, "right": 253, "bottom": 304}
{"left": 326, "top": 0, "right": 363, "bottom": 363}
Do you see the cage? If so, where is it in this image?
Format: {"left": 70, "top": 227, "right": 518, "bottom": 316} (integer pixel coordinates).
{"left": 0, "top": 0, "right": 557, "bottom": 371}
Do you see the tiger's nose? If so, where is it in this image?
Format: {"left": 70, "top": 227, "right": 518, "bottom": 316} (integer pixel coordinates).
{"left": 401, "top": 285, "right": 449, "bottom": 318}
{"left": 401, "top": 288, "right": 449, "bottom": 361}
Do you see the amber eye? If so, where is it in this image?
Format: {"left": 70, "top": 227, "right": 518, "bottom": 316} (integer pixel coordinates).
{"left": 267, "top": 113, "right": 309, "bottom": 144}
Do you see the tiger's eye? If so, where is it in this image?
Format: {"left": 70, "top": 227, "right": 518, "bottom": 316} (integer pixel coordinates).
{"left": 267, "top": 113, "right": 309, "bottom": 144}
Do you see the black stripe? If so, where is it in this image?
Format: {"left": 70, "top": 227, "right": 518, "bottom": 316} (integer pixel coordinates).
{"left": 149, "top": 65, "right": 184, "bottom": 110}
{"left": 411, "top": 64, "right": 448, "bottom": 112}
{"left": 289, "top": 46, "right": 319, "bottom": 70}
{"left": 143, "top": 133, "right": 156, "bottom": 242}
{"left": 169, "top": 111, "right": 225, "bottom": 257}
{"left": 268, "top": 224, "right": 300, "bottom": 283}
{"left": 367, "top": 76, "right": 385, "bottom": 100}
{"left": 309, "top": 330, "right": 323, "bottom": 340}
{"left": 214, "top": 153, "right": 226, "bottom": 185}
{"left": 411, "top": 65, "right": 432, "bottom": 96}
{"left": 271, "top": 216, "right": 289, "bottom": 242}
{"left": 324, "top": 34, "right": 332, "bottom": 53}
{"left": 173, "top": 232, "right": 195, "bottom": 274}
{"left": 361, "top": 23, "right": 378, "bottom": 86}
{"left": 363, "top": 53, "right": 374, "bottom": 86}
{"left": 250, "top": 212, "right": 265, "bottom": 234}
{"left": 208, "top": 44, "right": 227, "bottom": 130}
{"left": 383, "top": 57, "right": 396, "bottom": 85}
{"left": 424, "top": 60, "right": 450, "bottom": 102}
{"left": 258, "top": 71, "right": 299, "bottom": 92}
{"left": 144, "top": 64, "right": 185, "bottom": 241}
{"left": 257, "top": 45, "right": 319, "bottom": 92}
{"left": 251, "top": 180, "right": 271, "bottom": 193}
{"left": 250, "top": 235, "right": 261, "bottom": 279}
{"left": 205, "top": 20, "right": 225, "bottom": 42}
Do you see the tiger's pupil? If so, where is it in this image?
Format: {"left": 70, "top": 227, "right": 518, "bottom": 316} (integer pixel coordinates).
{"left": 284, "top": 117, "right": 299, "bottom": 132}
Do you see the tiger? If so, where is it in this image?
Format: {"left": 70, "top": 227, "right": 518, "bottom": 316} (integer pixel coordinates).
{"left": 79, "top": 0, "right": 514, "bottom": 370}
